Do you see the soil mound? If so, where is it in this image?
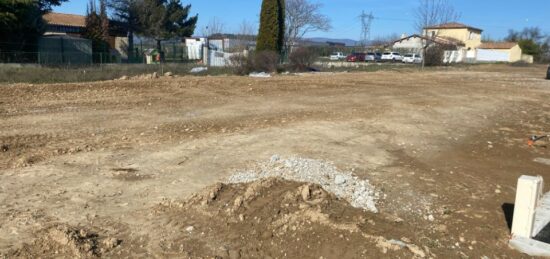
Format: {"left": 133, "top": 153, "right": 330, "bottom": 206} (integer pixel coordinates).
{"left": 150, "top": 178, "right": 428, "bottom": 258}
{"left": 4, "top": 225, "right": 120, "bottom": 258}
{"left": 228, "top": 155, "right": 380, "bottom": 212}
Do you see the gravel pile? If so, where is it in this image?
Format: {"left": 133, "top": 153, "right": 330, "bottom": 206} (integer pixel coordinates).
{"left": 227, "top": 155, "right": 380, "bottom": 213}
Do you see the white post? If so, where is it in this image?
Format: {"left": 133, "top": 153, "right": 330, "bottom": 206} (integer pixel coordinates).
{"left": 511, "top": 175, "right": 543, "bottom": 238}
{"left": 203, "top": 46, "right": 209, "bottom": 66}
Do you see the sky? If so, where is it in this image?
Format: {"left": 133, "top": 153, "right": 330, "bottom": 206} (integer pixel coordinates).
{"left": 54, "top": 0, "right": 550, "bottom": 41}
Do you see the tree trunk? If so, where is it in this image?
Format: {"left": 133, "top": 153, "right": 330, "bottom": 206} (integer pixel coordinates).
{"left": 156, "top": 39, "right": 164, "bottom": 62}
{"left": 127, "top": 30, "right": 134, "bottom": 61}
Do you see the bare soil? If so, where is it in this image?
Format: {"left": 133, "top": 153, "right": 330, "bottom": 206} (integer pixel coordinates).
{"left": 1, "top": 64, "right": 550, "bottom": 258}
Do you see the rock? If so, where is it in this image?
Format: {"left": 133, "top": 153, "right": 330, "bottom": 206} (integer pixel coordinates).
{"left": 249, "top": 72, "right": 271, "bottom": 78}
{"left": 427, "top": 215, "right": 435, "bottom": 221}
{"left": 119, "top": 75, "right": 129, "bottom": 80}
{"left": 228, "top": 249, "right": 241, "bottom": 259}
{"left": 270, "top": 154, "right": 280, "bottom": 163}
{"left": 495, "top": 189, "right": 501, "bottom": 194}
{"left": 406, "top": 244, "right": 426, "bottom": 258}
{"left": 164, "top": 72, "right": 173, "bottom": 77}
{"left": 388, "top": 239, "right": 407, "bottom": 248}
{"left": 334, "top": 175, "right": 346, "bottom": 185}
{"left": 185, "top": 226, "right": 194, "bottom": 232}
{"left": 190, "top": 67, "right": 208, "bottom": 73}
{"left": 102, "top": 237, "right": 120, "bottom": 249}
{"left": 301, "top": 185, "right": 311, "bottom": 201}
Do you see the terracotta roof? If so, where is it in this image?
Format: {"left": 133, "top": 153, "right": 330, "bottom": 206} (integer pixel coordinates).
{"left": 478, "top": 42, "right": 518, "bottom": 49}
{"left": 43, "top": 12, "right": 86, "bottom": 28}
{"left": 424, "top": 22, "right": 483, "bottom": 32}
{"left": 392, "top": 34, "right": 464, "bottom": 46}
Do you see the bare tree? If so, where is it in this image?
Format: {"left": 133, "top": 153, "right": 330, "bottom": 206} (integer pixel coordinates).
{"left": 233, "top": 20, "right": 257, "bottom": 52}
{"left": 202, "top": 17, "right": 225, "bottom": 37}
{"left": 285, "top": 0, "right": 331, "bottom": 52}
{"left": 414, "top": 0, "right": 460, "bottom": 68}
{"left": 414, "top": 0, "right": 461, "bottom": 33}
{"left": 237, "top": 20, "right": 256, "bottom": 37}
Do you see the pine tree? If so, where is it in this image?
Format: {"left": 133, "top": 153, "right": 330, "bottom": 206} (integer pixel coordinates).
{"left": 137, "top": 0, "right": 198, "bottom": 58}
{"left": 256, "top": 0, "right": 285, "bottom": 54}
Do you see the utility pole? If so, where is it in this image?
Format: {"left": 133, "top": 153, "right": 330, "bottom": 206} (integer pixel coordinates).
{"left": 358, "top": 11, "right": 374, "bottom": 48}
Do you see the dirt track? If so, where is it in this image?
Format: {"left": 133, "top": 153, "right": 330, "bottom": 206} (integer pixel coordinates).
{"left": 1, "top": 65, "right": 550, "bottom": 258}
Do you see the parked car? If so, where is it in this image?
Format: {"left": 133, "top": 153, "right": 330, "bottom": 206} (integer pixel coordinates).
{"left": 547, "top": 65, "right": 550, "bottom": 79}
{"left": 381, "top": 52, "right": 403, "bottom": 62}
{"left": 330, "top": 52, "right": 346, "bottom": 61}
{"left": 365, "top": 52, "right": 381, "bottom": 62}
{"left": 346, "top": 53, "right": 366, "bottom": 62}
{"left": 402, "top": 54, "right": 422, "bottom": 64}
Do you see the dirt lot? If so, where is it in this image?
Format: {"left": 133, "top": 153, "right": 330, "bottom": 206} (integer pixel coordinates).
{"left": 1, "top": 64, "right": 549, "bottom": 258}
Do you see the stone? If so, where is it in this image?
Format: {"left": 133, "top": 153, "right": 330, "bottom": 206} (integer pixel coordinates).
{"left": 185, "top": 226, "right": 194, "bottom": 232}
{"left": 301, "top": 185, "right": 311, "bottom": 201}
{"left": 334, "top": 175, "right": 346, "bottom": 185}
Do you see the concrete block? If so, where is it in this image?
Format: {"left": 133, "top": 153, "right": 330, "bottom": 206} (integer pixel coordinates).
{"left": 511, "top": 175, "right": 543, "bottom": 238}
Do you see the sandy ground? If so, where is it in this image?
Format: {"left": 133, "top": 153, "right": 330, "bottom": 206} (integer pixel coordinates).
{"left": 1, "top": 64, "right": 550, "bottom": 258}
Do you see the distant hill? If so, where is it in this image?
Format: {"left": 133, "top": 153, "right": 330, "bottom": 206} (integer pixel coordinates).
{"left": 304, "top": 37, "right": 360, "bottom": 47}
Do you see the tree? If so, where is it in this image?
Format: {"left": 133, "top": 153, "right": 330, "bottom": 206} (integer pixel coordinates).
{"left": 106, "top": 0, "right": 140, "bottom": 59}
{"left": 37, "top": 0, "right": 68, "bottom": 13}
{"left": 256, "top": 0, "right": 285, "bottom": 54}
{"left": 505, "top": 27, "right": 549, "bottom": 62}
{"left": 85, "top": 0, "right": 110, "bottom": 62}
{"left": 234, "top": 20, "right": 257, "bottom": 51}
{"left": 0, "top": 0, "right": 66, "bottom": 59}
{"left": 137, "top": 0, "right": 198, "bottom": 57}
{"left": 284, "top": 0, "right": 330, "bottom": 52}
{"left": 201, "top": 17, "right": 225, "bottom": 37}
{"left": 414, "top": 0, "right": 460, "bottom": 68}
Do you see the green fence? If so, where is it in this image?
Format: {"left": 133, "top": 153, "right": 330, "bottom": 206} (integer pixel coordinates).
{"left": 0, "top": 39, "right": 190, "bottom": 66}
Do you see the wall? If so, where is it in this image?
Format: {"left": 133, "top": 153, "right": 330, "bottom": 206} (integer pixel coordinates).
{"left": 521, "top": 54, "right": 534, "bottom": 64}
{"left": 508, "top": 45, "right": 522, "bottom": 62}
{"left": 393, "top": 37, "right": 423, "bottom": 53}
{"left": 476, "top": 49, "right": 510, "bottom": 62}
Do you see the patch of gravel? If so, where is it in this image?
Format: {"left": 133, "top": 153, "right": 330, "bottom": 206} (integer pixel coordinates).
{"left": 227, "top": 155, "right": 380, "bottom": 213}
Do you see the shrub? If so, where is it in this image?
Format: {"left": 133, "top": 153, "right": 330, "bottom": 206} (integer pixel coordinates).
{"left": 229, "top": 54, "right": 251, "bottom": 75}
{"left": 229, "top": 51, "right": 279, "bottom": 75}
{"left": 289, "top": 47, "right": 318, "bottom": 71}
{"left": 252, "top": 51, "right": 279, "bottom": 73}
{"left": 424, "top": 46, "right": 445, "bottom": 66}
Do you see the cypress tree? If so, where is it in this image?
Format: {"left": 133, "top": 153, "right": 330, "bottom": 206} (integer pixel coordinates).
{"left": 256, "top": 0, "right": 285, "bottom": 54}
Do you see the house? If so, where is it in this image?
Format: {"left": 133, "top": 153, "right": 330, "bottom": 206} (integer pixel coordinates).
{"left": 42, "top": 12, "right": 129, "bottom": 60}
{"left": 423, "top": 22, "right": 482, "bottom": 50}
{"left": 477, "top": 42, "right": 526, "bottom": 63}
{"left": 420, "top": 22, "right": 534, "bottom": 63}
{"left": 391, "top": 34, "right": 465, "bottom": 54}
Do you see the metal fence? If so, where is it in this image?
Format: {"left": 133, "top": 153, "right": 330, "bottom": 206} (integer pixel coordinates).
{"left": 0, "top": 40, "right": 191, "bottom": 67}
